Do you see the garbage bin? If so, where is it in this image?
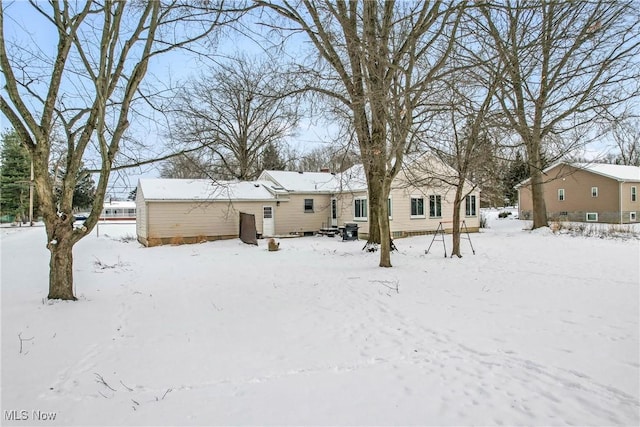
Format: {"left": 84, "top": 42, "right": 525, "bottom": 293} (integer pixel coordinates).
{"left": 343, "top": 223, "right": 358, "bottom": 241}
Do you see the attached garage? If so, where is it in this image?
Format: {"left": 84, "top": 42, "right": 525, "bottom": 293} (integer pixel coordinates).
{"left": 136, "top": 179, "right": 286, "bottom": 246}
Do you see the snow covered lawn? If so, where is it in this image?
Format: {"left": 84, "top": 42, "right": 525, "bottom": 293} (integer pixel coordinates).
{"left": 1, "top": 212, "right": 638, "bottom": 426}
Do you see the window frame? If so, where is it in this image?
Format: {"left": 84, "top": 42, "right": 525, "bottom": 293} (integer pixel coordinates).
{"left": 586, "top": 212, "right": 598, "bottom": 222}
{"left": 410, "top": 196, "right": 425, "bottom": 219}
{"left": 630, "top": 212, "right": 637, "bottom": 222}
{"left": 558, "top": 188, "right": 565, "bottom": 201}
{"left": 354, "top": 197, "right": 368, "bottom": 221}
{"left": 429, "top": 194, "right": 442, "bottom": 218}
{"left": 465, "top": 195, "right": 477, "bottom": 217}
{"left": 387, "top": 197, "right": 393, "bottom": 220}
{"left": 591, "top": 186, "right": 598, "bottom": 198}
{"left": 304, "top": 198, "right": 314, "bottom": 213}
{"left": 632, "top": 186, "right": 637, "bottom": 202}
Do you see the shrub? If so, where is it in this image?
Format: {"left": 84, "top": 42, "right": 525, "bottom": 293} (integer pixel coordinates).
{"left": 498, "top": 211, "right": 512, "bottom": 218}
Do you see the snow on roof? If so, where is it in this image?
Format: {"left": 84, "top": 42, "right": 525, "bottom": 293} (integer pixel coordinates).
{"left": 516, "top": 162, "right": 640, "bottom": 188}
{"left": 572, "top": 163, "right": 640, "bottom": 182}
{"left": 138, "top": 179, "right": 276, "bottom": 201}
{"left": 337, "top": 164, "right": 368, "bottom": 191}
{"left": 261, "top": 170, "right": 340, "bottom": 193}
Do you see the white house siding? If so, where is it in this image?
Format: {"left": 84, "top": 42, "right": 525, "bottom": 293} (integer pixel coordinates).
{"left": 135, "top": 186, "right": 148, "bottom": 245}
{"left": 144, "top": 200, "right": 271, "bottom": 245}
{"left": 335, "top": 185, "right": 480, "bottom": 239}
{"left": 273, "top": 193, "right": 333, "bottom": 235}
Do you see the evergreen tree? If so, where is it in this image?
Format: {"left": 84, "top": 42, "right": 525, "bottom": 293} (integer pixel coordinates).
{"left": 0, "top": 131, "right": 31, "bottom": 219}
{"left": 503, "top": 152, "right": 530, "bottom": 205}
{"left": 260, "top": 142, "right": 287, "bottom": 171}
{"left": 53, "top": 162, "right": 96, "bottom": 210}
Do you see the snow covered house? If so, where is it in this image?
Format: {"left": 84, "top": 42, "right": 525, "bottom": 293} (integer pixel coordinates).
{"left": 516, "top": 162, "right": 640, "bottom": 224}
{"left": 136, "top": 155, "right": 481, "bottom": 246}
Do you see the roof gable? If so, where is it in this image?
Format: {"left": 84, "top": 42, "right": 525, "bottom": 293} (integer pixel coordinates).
{"left": 259, "top": 170, "right": 340, "bottom": 193}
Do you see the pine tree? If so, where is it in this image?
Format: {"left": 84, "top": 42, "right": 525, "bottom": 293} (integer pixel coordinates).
{"left": 0, "top": 131, "right": 31, "bottom": 220}
{"left": 53, "top": 162, "right": 96, "bottom": 211}
{"left": 503, "top": 152, "right": 530, "bottom": 206}
{"left": 260, "top": 142, "right": 287, "bottom": 171}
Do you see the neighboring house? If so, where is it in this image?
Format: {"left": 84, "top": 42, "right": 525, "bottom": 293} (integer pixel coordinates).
{"left": 516, "top": 162, "right": 640, "bottom": 224}
{"left": 136, "top": 155, "right": 481, "bottom": 246}
{"left": 100, "top": 200, "right": 137, "bottom": 220}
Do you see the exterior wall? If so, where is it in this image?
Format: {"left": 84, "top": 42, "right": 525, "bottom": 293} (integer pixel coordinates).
{"left": 621, "top": 182, "right": 640, "bottom": 224}
{"left": 518, "top": 164, "right": 633, "bottom": 223}
{"left": 273, "top": 193, "right": 333, "bottom": 235}
{"left": 135, "top": 185, "right": 148, "bottom": 245}
{"left": 142, "top": 200, "right": 271, "bottom": 246}
{"left": 335, "top": 184, "right": 481, "bottom": 239}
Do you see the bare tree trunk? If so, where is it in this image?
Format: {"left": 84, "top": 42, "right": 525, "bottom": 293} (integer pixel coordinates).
{"left": 451, "top": 184, "right": 464, "bottom": 258}
{"left": 46, "top": 217, "right": 76, "bottom": 300}
{"left": 527, "top": 137, "right": 548, "bottom": 229}
{"left": 529, "top": 168, "right": 548, "bottom": 229}
{"left": 368, "top": 203, "right": 381, "bottom": 243}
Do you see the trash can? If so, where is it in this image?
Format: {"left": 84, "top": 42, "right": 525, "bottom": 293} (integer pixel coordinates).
{"left": 343, "top": 223, "right": 358, "bottom": 241}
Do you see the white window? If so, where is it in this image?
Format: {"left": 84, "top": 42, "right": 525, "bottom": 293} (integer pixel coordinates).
{"left": 387, "top": 197, "right": 393, "bottom": 220}
{"left": 586, "top": 212, "right": 598, "bottom": 222}
{"left": 429, "top": 195, "right": 442, "bottom": 218}
{"left": 465, "top": 195, "right": 477, "bottom": 216}
{"left": 410, "top": 196, "right": 425, "bottom": 218}
{"left": 354, "top": 198, "right": 368, "bottom": 220}
{"left": 631, "top": 212, "right": 637, "bottom": 222}
{"left": 632, "top": 186, "right": 637, "bottom": 202}
{"left": 304, "top": 198, "right": 314, "bottom": 213}
{"left": 591, "top": 187, "right": 598, "bottom": 197}
{"left": 558, "top": 189, "right": 565, "bottom": 201}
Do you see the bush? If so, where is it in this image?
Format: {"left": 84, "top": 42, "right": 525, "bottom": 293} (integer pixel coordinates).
{"left": 498, "top": 211, "right": 512, "bottom": 218}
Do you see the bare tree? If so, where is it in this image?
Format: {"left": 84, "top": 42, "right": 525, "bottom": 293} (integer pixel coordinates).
{"left": 170, "top": 53, "right": 300, "bottom": 180}
{"left": 609, "top": 118, "right": 640, "bottom": 166}
{"left": 159, "top": 152, "right": 215, "bottom": 179}
{"left": 476, "top": 1, "right": 640, "bottom": 229}
{"left": 419, "top": 74, "right": 501, "bottom": 257}
{"left": 257, "top": 0, "right": 463, "bottom": 267}
{"left": 0, "top": 1, "right": 239, "bottom": 300}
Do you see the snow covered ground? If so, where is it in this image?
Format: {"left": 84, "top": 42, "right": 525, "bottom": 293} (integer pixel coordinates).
{"left": 1, "top": 210, "right": 638, "bottom": 426}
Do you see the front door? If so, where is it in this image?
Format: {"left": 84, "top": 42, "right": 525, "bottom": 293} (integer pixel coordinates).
{"left": 331, "top": 198, "right": 338, "bottom": 227}
{"left": 263, "top": 206, "right": 275, "bottom": 237}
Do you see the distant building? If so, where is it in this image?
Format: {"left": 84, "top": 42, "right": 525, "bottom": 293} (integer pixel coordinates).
{"left": 101, "top": 200, "right": 136, "bottom": 220}
{"left": 516, "top": 162, "right": 640, "bottom": 224}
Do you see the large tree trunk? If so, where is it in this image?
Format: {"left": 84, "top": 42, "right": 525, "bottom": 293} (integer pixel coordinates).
{"left": 527, "top": 138, "right": 548, "bottom": 229}
{"left": 529, "top": 168, "right": 548, "bottom": 229}
{"left": 46, "top": 217, "right": 77, "bottom": 300}
{"left": 367, "top": 188, "right": 381, "bottom": 244}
